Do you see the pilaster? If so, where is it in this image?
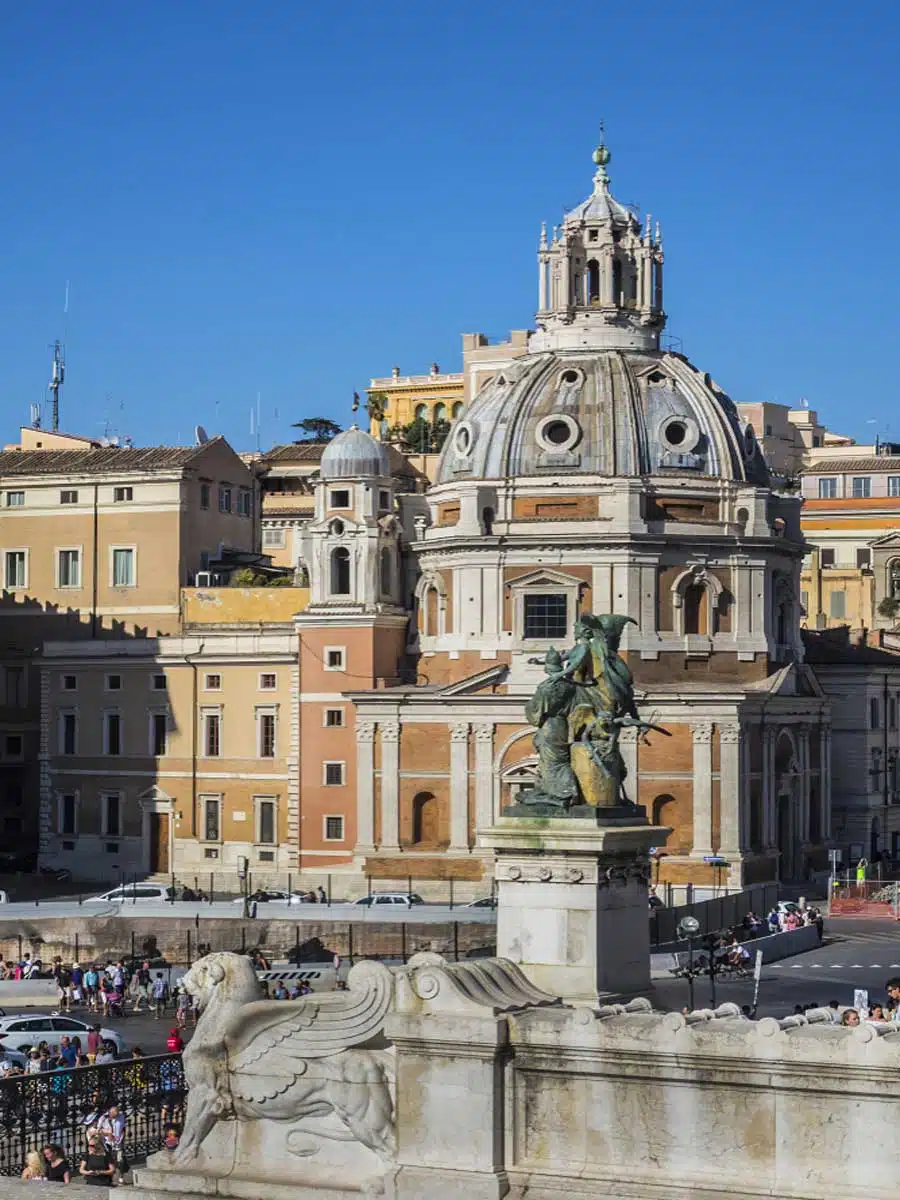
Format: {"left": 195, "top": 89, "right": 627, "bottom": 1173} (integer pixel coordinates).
{"left": 379, "top": 721, "right": 400, "bottom": 851}
{"left": 355, "top": 720, "right": 376, "bottom": 854}
{"left": 449, "top": 722, "right": 470, "bottom": 851}
{"left": 690, "top": 722, "right": 713, "bottom": 857}
{"left": 719, "top": 723, "right": 742, "bottom": 861}
{"left": 473, "top": 724, "right": 494, "bottom": 834}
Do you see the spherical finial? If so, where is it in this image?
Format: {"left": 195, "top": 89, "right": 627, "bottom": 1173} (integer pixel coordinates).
{"left": 592, "top": 143, "right": 611, "bottom": 168}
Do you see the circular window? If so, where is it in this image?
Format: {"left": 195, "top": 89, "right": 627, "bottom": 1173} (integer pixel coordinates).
{"left": 453, "top": 421, "right": 474, "bottom": 456}
{"left": 536, "top": 414, "right": 581, "bottom": 454}
{"left": 659, "top": 414, "right": 700, "bottom": 454}
{"left": 561, "top": 368, "right": 580, "bottom": 385}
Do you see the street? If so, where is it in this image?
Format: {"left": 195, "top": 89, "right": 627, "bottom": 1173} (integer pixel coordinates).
{"left": 653, "top": 919, "right": 900, "bottom": 1017}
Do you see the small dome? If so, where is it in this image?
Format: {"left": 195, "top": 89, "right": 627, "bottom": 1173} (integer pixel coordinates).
{"left": 319, "top": 426, "right": 390, "bottom": 480}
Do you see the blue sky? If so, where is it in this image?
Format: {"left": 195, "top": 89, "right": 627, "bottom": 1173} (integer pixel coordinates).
{"left": 0, "top": 1, "right": 897, "bottom": 450}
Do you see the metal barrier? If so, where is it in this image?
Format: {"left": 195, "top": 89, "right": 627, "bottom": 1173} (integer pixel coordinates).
{"left": 0, "top": 1053, "right": 185, "bottom": 1176}
{"left": 649, "top": 883, "right": 779, "bottom": 947}
{"left": 829, "top": 880, "right": 899, "bottom": 919}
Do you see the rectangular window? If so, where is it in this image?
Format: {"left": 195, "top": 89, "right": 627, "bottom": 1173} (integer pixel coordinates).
{"left": 200, "top": 483, "right": 210, "bottom": 509}
{"left": 203, "top": 797, "right": 221, "bottom": 842}
{"left": 800, "top": 589, "right": 809, "bottom": 615}
{"left": 5, "top": 492, "right": 24, "bottom": 507}
{"left": 111, "top": 547, "right": 135, "bottom": 587}
{"left": 5, "top": 667, "right": 24, "bottom": 707}
{"left": 58, "top": 548, "right": 81, "bottom": 588}
{"left": 324, "top": 761, "right": 345, "bottom": 786}
{"left": 379, "top": 490, "right": 391, "bottom": 510}
{"left": 62, "top": 674, "right": 77, "bottom": 692}
{"left": 871, "top": 697, "right": 881, "bottom": 730}
{"left": 523, "top": 593, "right": 568, "bottom": 640}
{"left": 104, "top": 712, "right": 122, "bottom": 756}
{"left": 329, "top": 489, "right": 351, "bottom": 509}
{"left": 890, "top": 477, "right": 900, "bottom": 498}
{"left": 262, "top": 528, "right": 286, "bottom": 548}
{"left": 238, "top": 489, "right": 252, "bottom": 517}
{"left": 151, "top": 712, "right": 168, "bottom": 756}
{"left": 857, "top": 547, "right": 872, "bottom": 569}
{"left": 60, "top": 711, "right": 77, "bottom": 756}
{"left": 60, "top": 793, "right": 77, "bottom": 836}
{"left": 60, "top": 489, "right": 78, "bottom": 505}
{"left": 218, "top": 486, "right": 232, "bottom": 513}
{"left": 324, "top": 815, "right": 344, "bottom": 841}
{"left": 202, "top": 711, "right": 221, "bottom": 757}
{"left": 852, "top": 477, "right": 872, "bottom": 498}
{"left": 820, "top": 548, "right": 836, "bottom": 567}
{"left": 325, "top": 708, "right": 345, "bottom": 728}
{"left": 4, "top": 551, "right": 26, "bottom": 589}
{"left": 258, "top": 711, "right": 276, "bottom": 758}
{"left": 103, "top": 793, "right": 121, "bottom": 836}
{"left": 257, "top": 799, "right": 276, "bottom": 845}
{"left": 4, "top": 735, "right": 22, "bottom": 760}
{"left": 105, "top": 674, "right": 122, "bottom": 691}
{"left": 152, "top": 674, "right": 167, "bottom": 691}
{"left": 325, "top": 647, "right": 345, "bottom": 671}
{"left": 817, "top": 478, "right": 837, "bottom": 499}
{"left": 113, "top": 486, "right": 133, "bottom": 503}
{"left": 204, "top": 673, "right": 221, "bottom": 690}
{"left": 259, "top": 673, "right": 277, "bottom": 690}
{"left": 829, "top": 590, "right": 846, "bottom": 619}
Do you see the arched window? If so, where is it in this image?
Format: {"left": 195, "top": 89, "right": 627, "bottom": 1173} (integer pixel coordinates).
{"left": 414, "top": 403, "right": 428, "bottom": 421}
{"left": 411, "top": 791, "right": 438, "bottom": 845}
{"left": 380, "top": 547, "right": 392, "bottom": 598}
{"left": 433, "top": 403, "right": 447, "bottom": 423}
{"left": 683, "top": 584, "right": 708, "bottom": 635}
{"left": 612, "top": 258, "right": 623, "bottom": 305}
{"left": 587, "top": 259, "right": 600, "bottom": 304}
{"left": 330, "top": 547, "right": 350, "bottom": 595}
{"left": 451, "top": 401, "right": 465, "bottom": 420}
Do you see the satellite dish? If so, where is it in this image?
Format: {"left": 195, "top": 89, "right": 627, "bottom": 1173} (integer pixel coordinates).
{"left": 194, "top": 425, "right": 209, "bottom": 445}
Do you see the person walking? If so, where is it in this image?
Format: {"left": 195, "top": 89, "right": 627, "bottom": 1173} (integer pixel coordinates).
{"left": 151, "top": 972, "right": 169, "bottom": 1019}
{"left": 133, "top": 961, "right": 152, "bottom": 1013}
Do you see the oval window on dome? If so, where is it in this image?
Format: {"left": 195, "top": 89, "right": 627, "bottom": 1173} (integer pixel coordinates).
{"left": 659, "top": 414, "right": 700, "bottom": 454}
{"left": 453, "top": 422, "right": 474, "bottom": 457}
{"left": 560, "top": 368, "right": 581, "bottom": 385}
{"left": 536, "top": 414, "right": 581, "bottom": 454}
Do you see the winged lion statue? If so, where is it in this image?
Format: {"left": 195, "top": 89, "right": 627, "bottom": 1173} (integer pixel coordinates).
{"left": 170, "top": 951, "right": 395, "bottom": 1164}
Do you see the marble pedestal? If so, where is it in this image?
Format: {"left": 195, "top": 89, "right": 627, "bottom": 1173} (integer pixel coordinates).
{"left": 479, "top": 815, "right": 671, "bottom": 1004}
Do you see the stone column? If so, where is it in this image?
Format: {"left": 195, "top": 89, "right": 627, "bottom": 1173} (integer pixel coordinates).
{"left": 761, "top": 727, "right": 777, "bottom": 849}
{"left": 379, "top": 721, "right": 400, "bottom": 851}
{"left": 449, "top": 722, "right": 470, "bottom": 851}
{"left": 821, "top": 721, "right": 832, "bottom": 839}
{"left": 619, "top": 724, "right": 639, "bottom": 806}
{"left": 719, "top": 723, "right": 742, "bottom": 859}
{"left": 690, "top": 722, "right": 713, "bottom": 857}
{"left": 798, "top": 727, "right": 811, "bottom": 845}
{"left": 355, "top": 721, "right": 376, "bottom": 853}
{"left": 473, "top": 724, "right": 494, "bottom": 833}
{"left": 740, "top": 729, "right": 752, "bottom": 849}
{"left": 538, "top": 255, "right": 547, "bottom": 311}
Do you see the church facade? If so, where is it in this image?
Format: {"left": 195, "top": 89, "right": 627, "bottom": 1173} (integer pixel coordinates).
{"left": 296, "top": 139, "right": 831, "bottom": 889}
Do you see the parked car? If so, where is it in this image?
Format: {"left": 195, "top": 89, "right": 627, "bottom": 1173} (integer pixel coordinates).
{"left": 0, "top": 1046, "right": 27, "bottom": 1070}
{"left": 465, "top": 896, "right": 497, "bottom": 909}
{"left": 232, "top": 890, "right": 313, "bottom": 907}
{"left": 353, "top": 893, "right": 425, "bottom": 907}
{"left": 84, "top": 884, "right": 176, "bottom": 904}
{"left": 0, "top": 891, "right": 9, "bottom": 905}
{"left": 0, "top": 1014, "right": 124, "bottom": 1055}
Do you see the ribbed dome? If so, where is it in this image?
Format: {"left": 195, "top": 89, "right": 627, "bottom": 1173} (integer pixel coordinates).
{"left": 319, "top": 426, "right": 390, "bottom": 480}
{"left": 435, "top": 349, "right": 769, "bottom": 486}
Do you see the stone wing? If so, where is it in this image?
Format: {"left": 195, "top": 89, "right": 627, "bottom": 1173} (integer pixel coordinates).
{"left": 225, "top": 961, "right": 393, "bottom": 1102}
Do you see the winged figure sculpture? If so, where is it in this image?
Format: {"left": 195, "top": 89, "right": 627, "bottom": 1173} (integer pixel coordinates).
{"left": 171, "top": 952, "right": 395, "bottom": 1164}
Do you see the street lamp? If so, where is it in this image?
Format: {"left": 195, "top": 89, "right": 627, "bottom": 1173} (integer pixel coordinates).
{"left": 677, "top": 915, "right": 701, "bottom": 1012}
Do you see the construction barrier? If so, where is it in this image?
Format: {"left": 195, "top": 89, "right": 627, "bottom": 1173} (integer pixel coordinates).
{"left": 829, "top": 880, "right": 899, "bottom": 919}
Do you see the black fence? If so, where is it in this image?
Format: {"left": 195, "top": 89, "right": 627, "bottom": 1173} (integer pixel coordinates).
{"left": 0, "top": 1054, "right": 185, "bottom": 1176}
{"left": 649, "top": 883, "right": 779, "bottom": 948}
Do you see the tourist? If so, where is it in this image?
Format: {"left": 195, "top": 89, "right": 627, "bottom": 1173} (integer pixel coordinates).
{"left": 164, "top": 1127, "right": 180, "bottom": 1151}
{"left": 273, "top": 982, "right": 289, "bottom": 1000}
{"left": 21, "top": 1151, "right": 43, "bottom": 1181}
{"left": 885, "top": 977, "right": 900, "bottom": 1020}
{"left": 79, "top": 1135, "right": 115, "bottom": 1186}
{"left": 167, "top": 1028, "right": 185, "bottom": 1054}
{"left": 94, "top": 1042, "right": 116, "bottom": 1066}
{"left": 71, "top": 962, "right": 84, "bottom": 1007}
{"left": 98, "top": 1105, "right": 126, "bottom": 1159}
{"left": 25, "top": 1049, "right": 42, "bottom": 1076}
{"left": 766, "top": 907, "right": 780, "bottom": 935}
{"left": 868, "top": 1003, "right": 886, "bottom": 1021}
{"left": 841, "top": 1008, "right": 861, "bottom": 1027}
{"left": 84, "top": 964, "right": 99, "bottom": 1010}
{"left": 42, "top": 1144, "right": 71, "bottom": 1183}
{"left": 133, "top": 961, "right": 152, "bottom": 1013}
{"left": 288, "top": 984, "right": 301, "bottom": 999}
{"left": 87, "top": 1025, "right": 103, "bottom": 1058}
{"left": 152, "top": 972, "right": 169, "bottom": 1019}
{"left": 317, "top": 886, "right": 327, "bottom": 904}
{"left": 58, "top": 1036, "right": 77, "bottom": 1069}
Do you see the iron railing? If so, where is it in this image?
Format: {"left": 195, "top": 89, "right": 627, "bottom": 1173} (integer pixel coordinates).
{"left": 0, "top": 1053, "right": 185, "bottom": 1176}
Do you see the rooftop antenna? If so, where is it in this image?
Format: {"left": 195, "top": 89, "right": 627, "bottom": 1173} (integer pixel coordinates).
{"left": 29, "top": 402, "right": 41, "bottom": 429}
{"left": 49, "top": 341, "right": 65, "bottom": 432}
{"left": 256, "top": 391, "right": 262, "bottom": 452}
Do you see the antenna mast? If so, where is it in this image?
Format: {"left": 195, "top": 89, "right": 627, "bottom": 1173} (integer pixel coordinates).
{"left": 49, "top": 341, "right": 65, "bottom": 432}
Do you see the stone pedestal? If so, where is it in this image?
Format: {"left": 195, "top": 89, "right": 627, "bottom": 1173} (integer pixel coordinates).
{"left": 479, "top": 815, "right": 671, "bottom": 1004}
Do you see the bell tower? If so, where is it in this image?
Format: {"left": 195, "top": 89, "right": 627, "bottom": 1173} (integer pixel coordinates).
{"left": 532, "top": 131, "right": 665, "bottom": 353}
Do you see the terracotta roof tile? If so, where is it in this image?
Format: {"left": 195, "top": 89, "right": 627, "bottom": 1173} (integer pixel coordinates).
{"left": 0, "top": 442, "right": 219, "bottom": 477}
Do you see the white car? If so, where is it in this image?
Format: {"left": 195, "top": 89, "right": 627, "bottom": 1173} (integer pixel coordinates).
{"left": 232, "top": 889, "right": 314, "bottom": 907}
{"left": 353, "top": 893, "right": 425, "bottom": 907}
{"left": 84, "top": 884, "right": 175, "bottom": 904}
{"left": 0, "top": 1014, "right": 124, "bottom": 1055}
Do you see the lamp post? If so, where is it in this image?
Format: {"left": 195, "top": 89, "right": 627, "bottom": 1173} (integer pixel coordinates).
{"left": 677, "top": 915, "right": 701, "bottom": 1012}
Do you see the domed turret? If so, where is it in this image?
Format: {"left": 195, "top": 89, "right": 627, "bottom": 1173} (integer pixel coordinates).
{"left": 320, "top": 427, "right": 389, "bottom": 481}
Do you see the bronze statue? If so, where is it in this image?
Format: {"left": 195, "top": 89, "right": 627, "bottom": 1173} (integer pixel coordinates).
{"left": 519, "top": 613, "right": 669, "bottom": 815}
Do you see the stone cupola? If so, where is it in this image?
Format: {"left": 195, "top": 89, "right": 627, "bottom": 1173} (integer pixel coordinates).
{"left": 532, "top": 130, "right": 665, "bottom": 353}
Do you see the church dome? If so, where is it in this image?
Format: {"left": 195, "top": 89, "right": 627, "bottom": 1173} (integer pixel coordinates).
{"left": 319, "top": 426, "right": 390, "bottom": 480}
{"left": 435, "top": 348, "right": 770, "bottom": 486}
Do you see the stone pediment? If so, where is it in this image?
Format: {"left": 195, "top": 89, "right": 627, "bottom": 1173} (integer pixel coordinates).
{"left": 505, "top": 568, "right": 587, "bottom": 591}
{"left": 436, "top": 663, "right": 509, "bottom": 696}
{"left": 749, "top": 662, "right": 824, "bottom": 698}
{"left": 869, "top": 531, "right": 900, "bottom": 549}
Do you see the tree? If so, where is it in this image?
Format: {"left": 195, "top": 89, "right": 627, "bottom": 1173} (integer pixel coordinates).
{"left": 366, "top": 392, "right": 389, "bottom": 423}
{"left": 292, "top": 417, "right": 342, "bottom": 442}
{"left": 400, "top": 416, "right": 451, "bottom": 453}
{"left": 877, "top": 597, "right": 900, "bottom": 624}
